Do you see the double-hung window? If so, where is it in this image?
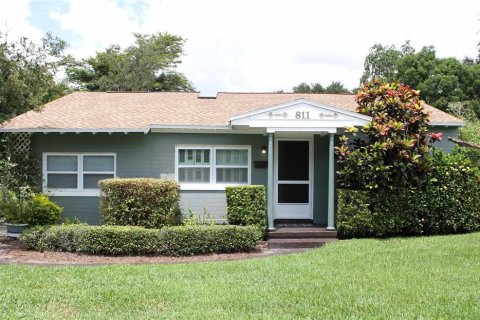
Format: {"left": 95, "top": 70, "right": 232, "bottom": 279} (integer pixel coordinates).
{"left": 43, "top": 153, "right": 116, "bottom": 196}
{"left": 176, "top": 146, "right": 251, "bottom": 189}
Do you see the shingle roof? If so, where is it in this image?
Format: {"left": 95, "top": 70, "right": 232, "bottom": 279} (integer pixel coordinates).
{"left": 0, "top": 91, "right": 463, "bottom": 130}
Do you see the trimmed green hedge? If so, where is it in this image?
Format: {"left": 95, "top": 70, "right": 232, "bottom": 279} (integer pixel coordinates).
{"left": 337, "top": 151, "right": 480, "bottom": 238}
{"left": 19, "top": 224, "right": 261, "bottom": 256}
{"left": 99, "top": 178, "right": 180, "bottom": 228}
{"left": 226, "top": 185, "right": 266, "bottom": 234}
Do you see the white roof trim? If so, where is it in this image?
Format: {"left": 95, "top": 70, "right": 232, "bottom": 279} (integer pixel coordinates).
{"left": 0, "top": 128, "right": 150, "bottom": 134}
{"left": 430, "top": 121, "right": 465, "bottom": 127}
{"left": 229, "top": 98, "right": 372, "bottom": 122}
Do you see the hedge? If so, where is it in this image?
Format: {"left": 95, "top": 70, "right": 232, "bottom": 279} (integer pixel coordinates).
{"left": 337, "top": 151, "right": 480, "bottom": 238}
{"left": 19, "top": 224, "right": 261, "bottom": 256}
{"left": 99, "top": 178, "right": 180, "bottom": 228}
{"left": 225, "top": 185, "right": 266, "bottom": 235}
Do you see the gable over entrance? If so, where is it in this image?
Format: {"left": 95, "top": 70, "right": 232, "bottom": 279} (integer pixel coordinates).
{"left": 229, "top": 98, "right": 371, "bottom": 133}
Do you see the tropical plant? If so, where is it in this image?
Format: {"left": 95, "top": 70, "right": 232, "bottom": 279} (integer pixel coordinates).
{"left": 336, "top": 81, "right": 438, "bottom": 190}
{"left": 0, "top": 186, "right": 32, "bottom": 224}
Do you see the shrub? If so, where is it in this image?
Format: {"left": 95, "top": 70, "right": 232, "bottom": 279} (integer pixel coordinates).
{"left": 20, "top": 224, "right": 260, "bottom": 256}
{"left": 336, "top": 81, "right": 436, "bottom": 190}
{"left": 337, "top": 151, "right": 480, "bottom": 238}
{"left": 99, "top": 178, "right": 180, "bottom": 228}
{"left": 226, "top": 185, "right": 266, "bottom": 235}
{"left": 26, "top": 194, "right": 62, "bottom": 226}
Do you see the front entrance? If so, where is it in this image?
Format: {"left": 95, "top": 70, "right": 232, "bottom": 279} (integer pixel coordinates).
{"left": 274, "top": 138, "right": 313, "bottom": 219}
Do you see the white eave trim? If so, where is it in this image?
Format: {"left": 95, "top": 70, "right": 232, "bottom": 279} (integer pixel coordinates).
{"left": 430, "top": 121, "right": 465, "bottom": 127}
{"left": 0, "top": 128, "right": 151, "bottom": 134}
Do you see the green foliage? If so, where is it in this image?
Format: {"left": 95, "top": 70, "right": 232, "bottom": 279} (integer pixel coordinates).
{"left": 360, "top": 43, "right": 401, "bottom": 84}
{"left": 0, "top": 187, "right": 32, "bottom": 224}
{"left": 0, "top": 32, "right": 68, "bottom": 123}
{"left": 360, "top": 41, "right": 480, "bottom": 113}
{"left": 99, "top": 178, "right": 181, "bottom": 228}
{"left": 0, "top": 187, "right": 62, "bottom": 225}
{"left": 455, "top": 119, "right": 480, "bottom": 165}
{"left": 324, "top": 81, "right": 351, "bottom": 94}
{"left": 182, "top": 208, "right": 216, "bottom": 226}
{"left": 27, "top": 193, "right": 62, "bottom": 226}
{"left": 336, "top": 81, "right": 434, "bottom": 190}
{"left": 66, "top": 33, "right": 194, "bottom": 92}
{"left": 20, "top": 224, "right": 260, "bottom": 256}
{"left": 225, "top": 185, "right": 266, "bottom": 235}
{"left": 292, "top": 81, "right": 350, "bottom": 94}
{"left": 0, "top": 134, "right": 41, "bottom": 193}
{"left": 337, "top": 151, "right": 480, "bottom": 238}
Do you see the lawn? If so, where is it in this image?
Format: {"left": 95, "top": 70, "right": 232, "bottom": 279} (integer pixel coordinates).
{"left": 1, "top": 233, "right": 480, "bottom": 319}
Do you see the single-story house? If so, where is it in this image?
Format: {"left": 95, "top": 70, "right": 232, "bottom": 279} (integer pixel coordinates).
{"left": 0, "top": 92, "right": 463, "bottom": 229}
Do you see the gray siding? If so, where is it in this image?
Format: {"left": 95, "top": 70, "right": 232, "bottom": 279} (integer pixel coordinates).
{"left": 432, "top": 126, "right": 459, "bottom": 152}
{"left": 33, "top": 133, "right": 268, "bottom": 224}
{"left": 180, "top": 191, "right": 228, "bottom": 223}
{"left": 31, "top": 125, "right": 460, "bottom": 225}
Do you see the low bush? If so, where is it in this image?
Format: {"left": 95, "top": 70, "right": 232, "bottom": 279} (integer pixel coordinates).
{"left": 99, "top": 178, "right": 180, "bottom": 228}
{"left": 20, "top": 224, "right": 261, "bottom": 256}
{"left": 27, "top": 194, "right": 62, "bottom": 226}
{"left": 226, "top": 185, "right": 266, "bottom": 235}
{"left": 337, "top": 151, "right": 480, "bottom": 238}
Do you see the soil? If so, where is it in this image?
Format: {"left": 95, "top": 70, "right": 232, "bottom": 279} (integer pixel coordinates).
{"left": 0, "top": 237, "right": 307, "bottom": 266}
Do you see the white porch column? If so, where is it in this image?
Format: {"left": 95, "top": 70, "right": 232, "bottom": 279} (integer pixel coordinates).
{"left": 267, "top": 132, "right": 275, "bottom": 230}
{"left": 327, "top": 133, "right": 335, "bottom": 230}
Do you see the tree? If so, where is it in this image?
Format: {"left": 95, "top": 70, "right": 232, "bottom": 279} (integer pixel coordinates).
{"left": 324, "top": 81, "right": 350, "bottom": 94}
{"left": 335, "top": 81, "right": 438, "bottom": 190}
{"left": 360, "top": 41, "right": 480, "bottom": 114}
{"left": 66, "top": 33, "right": 194, "bottom": 92}
{"left": 360, "top": 44, "right": 401, "bottom": 84}
{"left": 0, "top": 32, "right": 68, "bottom": 123}
{"left": 292, "top": 81, "right": 350, "bottom": 93}
{"left": 292, "top": 82, "right": 322, "bottom": 93}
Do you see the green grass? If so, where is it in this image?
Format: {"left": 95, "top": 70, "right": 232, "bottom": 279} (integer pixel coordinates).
{"left": 1, "top": 233, "right": 480, "bottom": 319}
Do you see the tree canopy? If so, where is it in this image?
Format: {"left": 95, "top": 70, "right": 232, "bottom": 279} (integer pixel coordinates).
{"left": 0, "top": 32, "right": 68, "bottom": 123}
{"left": 292, "top": 81, "right": 350, "bottom": 94}
{"left": 66, "top": 33, "right": 194, "bottom": 92}
{"left": 360, "top": 41, "right": 480, "bottom": 116}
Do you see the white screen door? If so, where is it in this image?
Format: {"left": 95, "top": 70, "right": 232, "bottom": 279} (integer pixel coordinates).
{"left": 275, "top": 139, "right": 312, "bottom": 219}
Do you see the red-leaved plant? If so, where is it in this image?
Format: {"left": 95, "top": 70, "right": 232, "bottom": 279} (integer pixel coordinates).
{"left": 336, "top": 81, "right": 439, "bottom": 190}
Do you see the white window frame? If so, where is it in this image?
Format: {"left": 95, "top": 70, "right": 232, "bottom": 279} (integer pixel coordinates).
{"left": 43, "top": 152, "right": 116, "bottom": 196}
{"left": 175, "top": 145, "right": 251, "bottom": 190}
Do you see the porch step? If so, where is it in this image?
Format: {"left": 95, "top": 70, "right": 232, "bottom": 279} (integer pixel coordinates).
{"left": 268, "top": 238, "right": 337, "bottom": 249}
{"left": 268, "top": 227, "right": 337, "bottom": 239}
{"left": 267, "top": 227, "right": 338, "bottom": 249}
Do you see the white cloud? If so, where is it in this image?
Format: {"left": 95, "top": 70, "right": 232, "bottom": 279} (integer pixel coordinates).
{"left": 0, "top": 0, "right": 43, "bottom": 41}
{"left": 4, "top": 0, "right": 480, "bottom": 91}
{"left": 49, "top": 0, "right": 141, "bottom": 58}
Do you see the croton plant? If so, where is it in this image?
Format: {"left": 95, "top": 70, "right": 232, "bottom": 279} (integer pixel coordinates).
{"left": 336, "top": 81, "right": 442, "bottom": 190}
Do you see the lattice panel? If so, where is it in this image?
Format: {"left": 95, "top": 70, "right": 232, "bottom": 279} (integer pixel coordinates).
{"left": 11, "top": 133, "right": 31, "bottom": 156}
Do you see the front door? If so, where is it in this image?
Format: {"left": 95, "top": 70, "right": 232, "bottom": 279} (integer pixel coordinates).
{"left": 275, "top": 139, "right": 312, "bottom": 219}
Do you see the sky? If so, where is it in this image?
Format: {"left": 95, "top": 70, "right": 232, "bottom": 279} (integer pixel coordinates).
{"left": 0, "top": 0, "right": 479, "bottom": 92}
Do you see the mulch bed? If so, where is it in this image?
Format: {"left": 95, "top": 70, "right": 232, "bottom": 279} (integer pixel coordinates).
{"left": 0, "top": 237, "right": 306, "bottom": 266}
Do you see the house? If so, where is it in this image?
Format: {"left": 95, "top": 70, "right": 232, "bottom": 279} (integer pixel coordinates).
{"left": 0, "top": 92, "right": 463, "bottom": 230}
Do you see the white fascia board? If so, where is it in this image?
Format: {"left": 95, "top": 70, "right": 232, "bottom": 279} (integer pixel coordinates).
{"left": 233, "top": 118, "right": 369, "bottom": 129}
{"left": 430, "top": 121, "right": 465, "bottom": 127}
{"left": 149, "top": 124, "right": 265, "bottom": 135}
{"left": 229, "top": 98, "right": 372, "bottom": 122}
{"left": 0, "top": 128, "right": 150, "bottom": 134}
{"left": 266, "top": 127, "right": 337, "bottom": 134}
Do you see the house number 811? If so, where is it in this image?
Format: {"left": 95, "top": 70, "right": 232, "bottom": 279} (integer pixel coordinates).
{"left": 295, "top": 111, "right": 310, "bottom": 119}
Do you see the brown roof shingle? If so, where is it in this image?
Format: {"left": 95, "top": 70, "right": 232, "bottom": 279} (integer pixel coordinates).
{"left": 0, "top": 92, "right": 463, "bottom": 130}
